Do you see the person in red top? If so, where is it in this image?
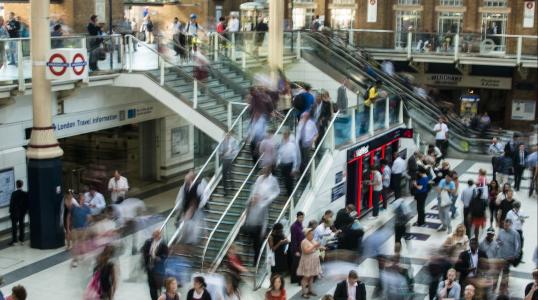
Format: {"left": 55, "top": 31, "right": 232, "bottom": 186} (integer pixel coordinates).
{"left": 265, "top": 274, "right": 286, "bottom": 300}
{"left": 216, "top": 17, "right": 226, "bottom": 34}
{"left": 226, "top": 244, "right": 248, "bottom": 289}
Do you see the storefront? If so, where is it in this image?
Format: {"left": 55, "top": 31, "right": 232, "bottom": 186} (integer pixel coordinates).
{"left": 329, "top": 0, "right": 357, "bottom": 29}
{"left": 291, "top": 0, "right": 317, "bottom": 30}
{"left": 345, "top": 128, "right": 413, "bottom": 216}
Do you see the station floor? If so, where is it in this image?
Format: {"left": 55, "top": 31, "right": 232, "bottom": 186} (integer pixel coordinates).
{"left": 0, "top": 158, "right": 535, "bottom": 299}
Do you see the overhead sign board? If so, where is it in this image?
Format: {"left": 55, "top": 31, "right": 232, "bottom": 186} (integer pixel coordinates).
{"left": 417, "top": 73, "right": 512, "bottom": 90}
{"left": 46, "top": 48, "right": 88, "bottom": 82}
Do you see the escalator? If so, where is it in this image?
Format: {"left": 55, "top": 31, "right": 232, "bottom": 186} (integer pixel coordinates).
{"left": 302, "top": 32, "right": 515, "bottom": 155}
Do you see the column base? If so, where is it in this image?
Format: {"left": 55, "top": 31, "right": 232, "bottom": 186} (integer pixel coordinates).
{"left": 27, "top": 158, "right": 65, "bottom": 249}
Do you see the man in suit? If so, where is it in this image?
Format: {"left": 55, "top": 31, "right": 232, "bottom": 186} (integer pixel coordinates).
{"left": 334, "top": 270, "right": 366, "bottom": 300}
{"left": 513, "top": 143, "right": 528, "bottom": 191}
{"left": 141, "top": 230, "right": 169, "bottom": 300}
{"left": 455, "top": 237, "right": 488, "bottom": 289}
{"left": 9, "top": 180, "right": 28, "bottom": 246}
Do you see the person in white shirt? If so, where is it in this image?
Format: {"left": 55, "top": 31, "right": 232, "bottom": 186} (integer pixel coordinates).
{"left": 258, "top": 129, "right": 276, "bottom": 169}
{"left": 277, "top": 128, "right": 300, "bottom": 196}
{"left": 108, "top": 170, "right": 129, "bottom": 203}
{"left": 391, "top": 153, "right": 406, "bottom": 199}
{"left": 226, "top": 14, "right": 240, "bottom": 34}
{"left": 85, "top": 186, "right": 106, "bottom": 215}
{"left": 433, "top": 116, "right": 449, "bottom": 159}
{"left": 296, "top": 112, "right": 318, "bottom": 172}
{"left": 380, "top": 159, "right": 391, "bottom": 210}
{"left": 369, "top": 165, "right": 383, "bottom": 219}
{"left": 489, "top": 137, "right": 504, "bottom": 181}
{"left": 505, "top": 201, "right": 526, "bottom": 245}
{"left": 244, "top": 167, "right": 280, "bottom": 265}
{"left": 313, "top": 219, "right": 333, "bottom": 244}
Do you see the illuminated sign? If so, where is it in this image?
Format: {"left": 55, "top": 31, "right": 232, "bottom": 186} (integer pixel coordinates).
{"left": 354, "top": 145, "right": 369, "bottom": 157}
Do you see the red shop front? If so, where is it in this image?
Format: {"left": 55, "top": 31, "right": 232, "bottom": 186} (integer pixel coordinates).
{"left": 345, "top": 128, "right": 413, "bottom": 216}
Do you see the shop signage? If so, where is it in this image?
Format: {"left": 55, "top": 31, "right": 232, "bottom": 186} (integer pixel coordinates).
{"left": 524, "top": 1, "right": 535, "bottom": 28}
{"left": 367, "top": 0, "right": 377, "bottom": 23}
{"left": 419, "top": 74, "right": 512, "bottom": 90}
{"left": 335, "top": 171, "right": 343, "bottom": 184}
{"left": 347, "top": 128, "right": 413, "bottom": 160}
{"left": 511, "top": 99, "right": 536, "bottom": 121}
{"left": 331, "top": 182, "right": 346, "bottom": 202}
{"left": 45, "top": 49, "right": 88, "bottom": 81}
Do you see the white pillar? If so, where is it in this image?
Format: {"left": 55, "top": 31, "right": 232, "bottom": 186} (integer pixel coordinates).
{"left": 368, "top": 105, "right": 374, "bottom": 135}
{"left": 27, "top": 0, "right": 63, "bottom": 159}
{"left": 516, "top": 36, "right": 522, "bottom": 65}
{"left": 407, "top": 32, "right": 412, "bottom": 60}
{"left": 268, "top": 0, "right": 284, "bottom": 71}
{"left": 398, "top": 99, "right": 404, "bottom": 124}
{"left": 384, "top": 97, "right": 390, "bottom": 129}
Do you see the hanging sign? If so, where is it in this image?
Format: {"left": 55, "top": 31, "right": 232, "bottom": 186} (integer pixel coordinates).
{"left": 46, "top": 49, "right": 88, "bottom": 82}
{"left": 524, "top": 1, "right": 535, "bottom": 28}
{"left": 367, "top": 0, "right": 377, "bottom": 23}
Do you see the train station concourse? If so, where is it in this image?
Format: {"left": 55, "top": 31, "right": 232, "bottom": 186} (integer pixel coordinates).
{"left": 0, "top": 0, "right": 536, "bottom": 299}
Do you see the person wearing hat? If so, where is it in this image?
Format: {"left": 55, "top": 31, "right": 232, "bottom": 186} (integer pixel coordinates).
{"left": 479, "top": 227, "right": 499, "bottom": 259}
{"left": 184, "top": 14, "right": 200, "bottom": 53}
{"left": 186, "top": 276, "right": 210, "bottom": 300}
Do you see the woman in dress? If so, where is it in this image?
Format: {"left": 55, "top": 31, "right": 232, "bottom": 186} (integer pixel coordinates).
{"left": 268, "top": 223, "right": 289, "bottom": 277}
{"left": 62, "top": 191, "right": 79, "bottom": 250}
{"left": 158, "top": 277, "right": 180, "bottom": 300}
{"left": 487, "top": 179, "right": 500, "bottom": 228}
{"left": 297, "top": 228, "right": 323, "bottom": 299}
{"left": 186, "top": 276, "right": 211, "bottom": 300}
{"left": 265, "top": 274, "right": 286, "bottom": 300}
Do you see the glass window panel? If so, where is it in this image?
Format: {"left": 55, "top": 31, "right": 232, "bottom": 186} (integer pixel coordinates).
{"left": 481, "top": 12, "right": 508, "bottom": 52}
{"left": 439, "top": 0, "right": 463, "bottom": 6}
{"left": 483, "top": 0, "right": 507, "bottom": 7}
{"left": 395, "top": 11, "right": 421, "bottom": 48}
{"left": 398, "top": 0, "right": 421, "bottom": 4}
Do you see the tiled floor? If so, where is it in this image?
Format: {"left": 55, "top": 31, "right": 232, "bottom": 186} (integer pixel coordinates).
{"left": 0, "top": 158, "right": 535, "bottom": 300}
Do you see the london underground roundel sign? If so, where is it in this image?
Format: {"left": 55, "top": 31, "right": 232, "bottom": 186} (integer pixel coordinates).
{"left": 71, "top": 53, "right": 87, "bottom": 76}
{"left": 46, "top": 53, "right": 69, "bottom": 76}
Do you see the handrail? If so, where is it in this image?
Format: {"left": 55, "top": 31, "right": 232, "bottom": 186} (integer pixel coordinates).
{"left": 0, "top": 34, "right": 122, "bottom": 42}
{"left": 158, "top": 104, "right": 250, "bottom": 235}
{"left": 252, "top": 111, "right": 341, "bottom": 289}
{"left": 201, "top": 107, "right": 296, "bottom": 271}
{"left": 307, "top": 33, "right": 506, "bottom": 144}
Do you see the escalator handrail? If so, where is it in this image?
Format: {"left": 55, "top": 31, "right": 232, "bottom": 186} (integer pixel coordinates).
{"left": 323, "top": 31, "right": 514, "bottom": 139}
{"left": 253, "top": 111, "right": 341, "bottom": 289}
{"left": 301, "top": 34, "right": 496, "bottom": 148}
{"left": 159, "top": 105, "right": 250, "bottom": 234}
{"left": 201, "top": 108, "right": 297, "bottom": 271}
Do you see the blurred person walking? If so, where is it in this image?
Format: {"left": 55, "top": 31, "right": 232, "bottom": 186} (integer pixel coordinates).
{"left": 0, "top": 17, "right": 9, "bottom": 71}
{"left": 9, "top": 180, "right": 28, "bottom": 246}
{"left": 391, "top": 153, "right": 407, "bottom": 200}
{"left": 455, "top": 237, "right": 488, "bottom": 289}
{"left": 436, "top": 173, "right": 456, "bottom": 233}
{"left": 468, "top": 183, "right": 488, "bottom": 238}
{"left": 142, "top": 230, "right": 169, "bottom": 300}
{"left": 497, "top": 151, "right": 514, "bottom": 187}
{"left": 247, "top": 112, "right": 268, "bottom": 163}
{"left": 336, "top": 78, "right": 349, "bottom": 113}
{"left": 268, "top": 223, "right": 289, "bottom": 277}
{"left": 277, "top": 128, "right": 299, "bottom": 196}
{"left": 87, "top": 15, "right": 103, "bottom": 72}
{"left": 108, "top": 170, "right": 129, "bottom": 204}
{"left": 290, "top": 211, "right": 305, "bottom": 284}
{"left": 258, "top": 129, "right": 277, "bottom": 170}
{"left": 333, "top": 270, "right": 366, "bottom": 300}
{"left": 244, "top": 167, "right": 280, "bottom": 266}
{"left": 70, "top": 193, "right": 91, "bottom": 268}
{"left": 369, "top": 165, "right": 383, "bottom": 219}
{"left": 497, "top": 218, "right": 521, "bottom": 295}
{"left": 6, "top": 12, "right": 20, "bottom": 66}
{"left": 84, "top": 245, "right": 117, "bottom": 300}
{"left": 85, "top": 186, "right": 106, "bottom": 215}
{"left": 315, "top": 90, "right": 334, "bottom": 147}
{"left": 297, "top": 228, "right": 323, "bottom": 298}
{"left": 61, "top": 191, "right": 79, "bottom": 250}
{"left": 219, "top": 133, "right": 239, "bottom": 196}
{"left": 381, "top": 159, "right": 392, "bottom": 210}
{"left": 296, "top": 112, "right": 318, "bottom": 172}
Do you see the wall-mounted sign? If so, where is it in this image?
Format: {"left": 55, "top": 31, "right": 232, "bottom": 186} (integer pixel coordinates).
{"left": 46, "top": 49, "right": 88, "bottom": 82}
{"left": 335, "top": 171, "right": 343, "bottom": 184}
{"left": 354, "top": 145, "right": 370, "bottom": 158}
{"left": 171, "top": 126, "right": 190, "bottom": 157}
{"left": 347, "top": 128, "right": 412, "bottom": 160}
{"left": 418, "top": 73, "right": 512, "bottom": 90}
{"left": 524, "top": 1, "right": 535, "bottom": 28}
{"left": 0, "top": 168, "right": 15, "bottom": 207}
{"left": 512, "top": 99, "right": 536, "bottom": 121}
{"left": 331, "top": 182, "right": 346, "bottom": 202}
{"left": 367, "top": 0, "right": 377, "bottom": 23}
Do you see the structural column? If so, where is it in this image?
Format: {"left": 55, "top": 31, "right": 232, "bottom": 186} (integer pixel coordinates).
{"left": 268, "top": 0, "right": 284, "bottom": 71}
{"left": 27, "top": 0, "right": 65, "bottom": 249}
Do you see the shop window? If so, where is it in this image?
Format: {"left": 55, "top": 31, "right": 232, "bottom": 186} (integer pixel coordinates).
{"left": 439, "top": 0, "right": 463, "bottom": 6}
{"left": 395, "top": 10, "right": 421, "bottom": 48}
{"left": 398, "top": 0, "right": 421, "bottom": 5}
{"left": 481, "top": 12, "right": 508, "bottom": 52}
{"left": 483, "top": 0, "right": 507, "bottom": 7}
{"left": 332, "top": 0, "right": 355, "bottom": 4}
{"left": 293, "top": 7, "right": 316, "bottom": 30}
{"left": 331, "top": 8, "right": 355, "bottom": 29}
{"left": 438, "top": 12, "right": 463, "bottom": 34}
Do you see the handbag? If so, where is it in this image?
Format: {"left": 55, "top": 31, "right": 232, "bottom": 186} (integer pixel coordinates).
{"left": 439, "top": 190, "right": 452, "bottom": 207}
{"left": 83, "top": 271, "right": 101, "bottom": 300}
{"left": 266, "top": 245, "right": 275, "bottom": 267}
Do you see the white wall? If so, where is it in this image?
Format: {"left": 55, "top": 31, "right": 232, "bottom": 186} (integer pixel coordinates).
{"left": 158, "top": 115, "right": 195, "bottom": 179}
{"left": 285, "top": 59, "right": 358, "bottom": 107}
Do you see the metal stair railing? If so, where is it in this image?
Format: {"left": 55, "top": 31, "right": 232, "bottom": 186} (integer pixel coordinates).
{"left": 201, "top": 108, "right": 297, "bottom": 272}
{"left": 252, "top": 111, "right": 340, "bottom": 289}
{"left": 160, "top": 104, "right": 250, "bottom": 247}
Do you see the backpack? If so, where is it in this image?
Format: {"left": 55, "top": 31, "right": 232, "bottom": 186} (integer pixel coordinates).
{"left": 292, "top": 92, "right": 307, "bottom": 112}
{"left": 469, "top": 189, "right": 487, "bottom": 217}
